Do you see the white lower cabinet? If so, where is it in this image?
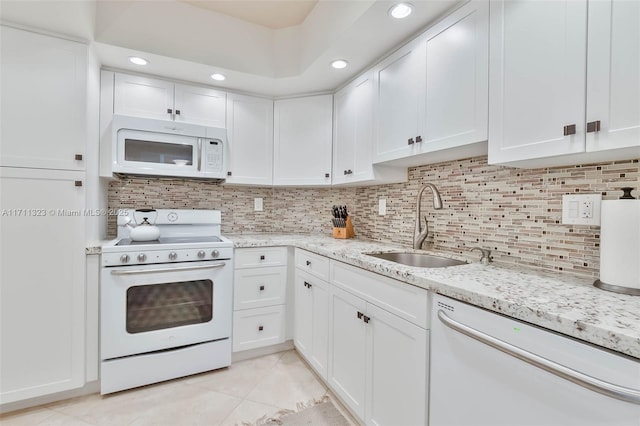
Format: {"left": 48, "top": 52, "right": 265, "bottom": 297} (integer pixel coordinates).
{"left": 293, "top": 269, "right": 329, "bottom": 379}
{"left": 233, "top": 247, "right": 288, "bottom": 352}
{"left": 0, "top": 167, "right": 86, "bottom": 404}
{"left": 292, "top": 253, "right": 430, "bottom": 425}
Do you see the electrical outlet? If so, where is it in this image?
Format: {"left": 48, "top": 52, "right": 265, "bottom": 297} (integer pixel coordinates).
{"left": 562, "top": 194, "right": 601, "bottom": 225}
{"left": 254, "top": 197, "right": 263, "bottom": 212}
{"left": 379, "top": 199, "right": 386, "bottom": 216}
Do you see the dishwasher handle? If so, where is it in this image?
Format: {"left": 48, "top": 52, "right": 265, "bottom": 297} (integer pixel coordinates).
{"left": 437, "top": 310, "right": 640, "bottom": 405}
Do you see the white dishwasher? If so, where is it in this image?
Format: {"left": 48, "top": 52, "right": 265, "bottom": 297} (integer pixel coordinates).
{"left": 430, "top": 294, "right": 640, "bottom": 426}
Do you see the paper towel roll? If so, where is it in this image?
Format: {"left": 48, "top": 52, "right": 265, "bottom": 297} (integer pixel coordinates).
{"left": 599, "top": 199, "right": 640, "bottom": 291}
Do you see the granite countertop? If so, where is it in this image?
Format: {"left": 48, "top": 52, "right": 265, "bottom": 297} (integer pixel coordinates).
{"left": 227, "top": 233, "right": 640, "bottom": 360}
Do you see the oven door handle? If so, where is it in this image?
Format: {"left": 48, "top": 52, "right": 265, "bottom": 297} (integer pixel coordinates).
{"left": 110, "top": 262, "right": 226, "bottom": 276}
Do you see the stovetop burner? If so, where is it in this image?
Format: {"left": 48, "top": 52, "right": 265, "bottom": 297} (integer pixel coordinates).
{"left": 115, "top": 236, "right": 223, "bottom": 246}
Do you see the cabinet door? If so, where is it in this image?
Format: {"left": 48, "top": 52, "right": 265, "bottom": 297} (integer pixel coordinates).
{"left": 174, "top": 84, "right": 226, "bottom": 127}
{"left": 0, "top": 168, "right": 86, "bottom": 403}
{"left": 365, "top": 303, "right": 428, "bottom": 426}
{"left": 0, "top": 26, "right": 86, "bottom": 171}
{"left": 226, "top": 94, "right": 274, "bottom": 185}
{"left": 373, "top": 38, "right": 425, "bottom": 163}
{"left": 294, "top": 272, "right": 314, "bottom": 359}
{"left": 333, "top": 72, "right": 376, "bottom": 185}
{"left": 309, "top": 277, "right": 329, "bottom": 380}
{"left": 328, "top": 286, "right": 367, "bottom": 420}
{"left": 422, "top": 0, "right": 488, "bottom": 151}
{"left": 586, "top": 0, "right": 640, "bottom": 153}
{"left": 273, "top": 95, "right": 333, "bottom": 186}
{"left": 114, "top": 73, "right": 174, "bottom": 121}
{"left": 488, "top": 0, "right": 588, "bottom": 164}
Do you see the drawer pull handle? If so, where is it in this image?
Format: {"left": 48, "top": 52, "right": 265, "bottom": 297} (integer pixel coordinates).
{"left": 363, "top": 315, "right": 370, "bottom": 324}
{"left": 357, "top": 311, "right": 363, "bottom": 319}
{"left": 258, "top": 325, "right": 264, "bottom": 331}
{"left": 304, "top": 281, "right": 312, "bottom": 289}
{"left": 259, "top": 285, "right": 265, "bottom": 291}
{"left": 587, "top": 120, "right": 601, "bottom": 133}
{"left": 260, "top": 255, "right": 265, "bottom": 260}
{"left": 563, "top": 124, "right": 577, "bottom": 136}
{"left": 306, "top": 260, "right": 311, "bottom": 266}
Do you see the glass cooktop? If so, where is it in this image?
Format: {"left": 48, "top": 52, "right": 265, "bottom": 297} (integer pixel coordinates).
{"left": 116, "top": 236, "right": 223, "bottom": 246}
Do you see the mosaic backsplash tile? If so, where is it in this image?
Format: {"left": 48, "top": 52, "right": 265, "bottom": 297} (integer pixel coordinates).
{"left": 108, "top": 156, "right": 639, "bottom": 279}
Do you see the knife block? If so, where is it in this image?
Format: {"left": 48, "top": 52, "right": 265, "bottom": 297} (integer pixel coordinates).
{"left": 333, "top": 216, "right": 355, "bottom": 239}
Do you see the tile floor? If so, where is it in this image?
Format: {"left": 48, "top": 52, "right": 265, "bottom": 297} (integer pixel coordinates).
{"left": 1, "top": 350, "right": 355, "bottom": 426}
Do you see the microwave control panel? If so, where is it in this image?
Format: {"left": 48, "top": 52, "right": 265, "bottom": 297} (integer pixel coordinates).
{"left": 203, "top": 139, "right": 224, "bottom": 173}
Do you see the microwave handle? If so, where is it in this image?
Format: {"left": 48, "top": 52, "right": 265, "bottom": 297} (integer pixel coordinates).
{"left": 197, "top": 139, "right": 202, "bottom": 171}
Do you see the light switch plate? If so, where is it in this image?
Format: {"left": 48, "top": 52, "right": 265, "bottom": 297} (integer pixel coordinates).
{"left": 254, "top": 197, "right": 263, "bottom": 212}
{"left": 562, "top": 194, "right": 601, "bottom": 225}
{"left": 378, "top": 199, "right": 386, "bottom": 216}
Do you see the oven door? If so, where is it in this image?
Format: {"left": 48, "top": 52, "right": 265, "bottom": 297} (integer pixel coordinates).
{"left": 100, "top": 260, "right": 232, "bottom": 360}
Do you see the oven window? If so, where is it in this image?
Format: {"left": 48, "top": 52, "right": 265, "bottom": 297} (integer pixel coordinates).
{"left": 124, "top": 139, "right": 193, "bottom": 165}
{"left": 126, "top": 280, "right": 213, "bottom": 333}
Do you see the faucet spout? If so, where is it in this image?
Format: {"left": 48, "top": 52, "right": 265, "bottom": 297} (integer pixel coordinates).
{"left": 413, "top": 183, "right": 443, "bottom": 250}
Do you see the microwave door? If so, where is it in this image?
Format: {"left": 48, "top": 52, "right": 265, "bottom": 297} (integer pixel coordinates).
{"left": 116, "top": 129, "right": 198, "bottom": 175}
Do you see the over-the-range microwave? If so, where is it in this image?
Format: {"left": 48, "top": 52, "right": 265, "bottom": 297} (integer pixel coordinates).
{"left": 109, "top": 115, "right": 226, "bottom": 179}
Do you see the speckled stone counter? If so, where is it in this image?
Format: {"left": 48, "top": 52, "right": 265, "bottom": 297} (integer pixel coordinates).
{"left": 228, "top": 233, "right": 640, "bottom": 360}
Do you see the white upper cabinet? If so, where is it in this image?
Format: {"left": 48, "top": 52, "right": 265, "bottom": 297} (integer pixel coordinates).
{"left": 0, "top": 26, "right": 87, "bottom": 171}
{"left": 273, "top": 95, "right": 333, "bottom": 186}
{"left": 333, "top": 72, "right": 406, "bottom": 186}
{"left": 225, "top": 93, "right": 274, "bottom": 185}
{"left": 422, "top": 0, "right": 488, "bottom": 153}
{"left": 373, "top": 0, "right": 489, "bottom": 167}
{"left": 489, "top": 0, "right": 640, "bottom": 166}
{"left": 114, "top": 73, "right": 226, "bottom": 127}
{"left": 586, "top": 0, "right": 640, "bottom": 153}
{"left": 373, "top": 38, "right": 424, "bottom": 163}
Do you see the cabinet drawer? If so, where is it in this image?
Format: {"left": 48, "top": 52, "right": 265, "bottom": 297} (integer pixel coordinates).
{"left": 234, "top": 266, "right": 287, "bottom": 310}
{"left": 235, "top": 247, "right": 287, "bottom": 269}
{"left": 295, "top": 249, "right": 330, "bottom": 281}
{"left": 233, "top": 306, "right": 285, "bottom": 352}
{"left": 330, "top": 260, "right": 428, "bottom": 329}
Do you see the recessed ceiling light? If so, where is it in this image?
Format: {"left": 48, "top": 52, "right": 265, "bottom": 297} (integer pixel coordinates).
{"left": 128, "top": 56, "right": 148, "bottom": 66}
{"left": 331, "top": 59, "right": 348, "bottom": 69}
{"left": 389, "top": 3, "right": 413, "bottom": 19}
{"left": 210, "top": 73, "right": 226, "bottom": 81}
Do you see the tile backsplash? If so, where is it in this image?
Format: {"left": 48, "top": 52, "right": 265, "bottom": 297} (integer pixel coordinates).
{"left": 108, "top": 156, "right": 639, "bottom": 279}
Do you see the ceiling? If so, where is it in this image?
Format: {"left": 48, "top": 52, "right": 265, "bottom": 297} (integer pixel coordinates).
{"left": 179, "top": 0, "right": 319, "bottom": 29}
{"left": 0, "top": 0, "right": 461, "bottom": 97}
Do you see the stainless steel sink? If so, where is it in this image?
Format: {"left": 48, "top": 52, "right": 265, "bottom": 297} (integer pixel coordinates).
{"left": 365, "top": 252, "right": 467, "bottom": 268}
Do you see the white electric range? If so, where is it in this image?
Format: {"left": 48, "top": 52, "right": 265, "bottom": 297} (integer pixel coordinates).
{"left": 100, "top": 209, "right": 234, "bottom": 394}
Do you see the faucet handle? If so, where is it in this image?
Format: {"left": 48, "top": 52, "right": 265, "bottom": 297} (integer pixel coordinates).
{"left": 470, "top": 247, "right": 492, "bottom": 265}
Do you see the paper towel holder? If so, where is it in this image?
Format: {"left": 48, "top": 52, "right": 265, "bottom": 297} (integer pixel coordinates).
{"left": 593, "top": 187, "right": 640, "bottom": 295}
{"left": 594, "top": 279, "right": 640, "bottom": 296}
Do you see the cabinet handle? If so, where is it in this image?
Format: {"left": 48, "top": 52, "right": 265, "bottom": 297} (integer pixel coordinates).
{"left": 563, "top": 124, "right": 577, "bottom": 136}
{"left": 363, "top": 315, "right": 370, "bottom": 323}
{"left": 175, "top": 110, "right": 181, "bottom": 115}
{"left": 74, "top": 180, "right": 83, "bottom": 187}
{"left": 357, "top": 311, "right": 363, "bottom": 319}
{"left": 258, "top": 325, "right": 264, "bottom": 331}
{"left": 325, "top": 173, "right": 330, "bottom": 178}
{"left": 167, "top": 108, "right": 173, "bottom": 115}
{"left": 408, "top": 138, "right": 415, "bottom": 145}
{"left": 347, "top": 169, "right": 353, "bottom": 175}
{"left": 586, "top": 120, "right": 601, "bottom": 133}
{"left": 259, "top": 285, "right": 265, "bottom": 291}
{"left": 416, "top": 136, "right": 422, "bottom": 143}
{"left": 75, "top": 154, "right": 83, "bottom": 161}
{"left": 344, "top": 170, "right": 348, "bottom": 175}
{"left": 260, "top": 255, "right": 265, "bottom": 260}
{"left": 227, "top": 171, "right": 232, "bottom": 176}
{"left": 306, "top": 260, "right": 311, "bottom": 266}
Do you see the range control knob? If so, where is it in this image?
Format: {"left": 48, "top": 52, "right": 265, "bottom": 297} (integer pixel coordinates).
{"left": 168, "top": 252, "right": 178, "bottom": 261}
{"left": 120, "top": 254, "right": 130, "bottom": 264}
{"left": 137, "top": 253, "right": 147, "bottom": 262}
{"left": 197, "top": 250, "right": 206, "bottom": 259}
{"left": 211, "top": 250, "right": 220, "bottom": 258}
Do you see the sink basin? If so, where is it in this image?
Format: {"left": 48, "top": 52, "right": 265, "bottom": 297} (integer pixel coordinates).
{"left": 365, "top": 252, "right": 467, "bottom": 268}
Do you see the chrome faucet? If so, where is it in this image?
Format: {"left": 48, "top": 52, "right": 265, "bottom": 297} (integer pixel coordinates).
{"left": 470, "top": 247, "right": 492, "bottom": 265}
{"left": 413, "top": 183, "right": 443, "bottom": 249}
